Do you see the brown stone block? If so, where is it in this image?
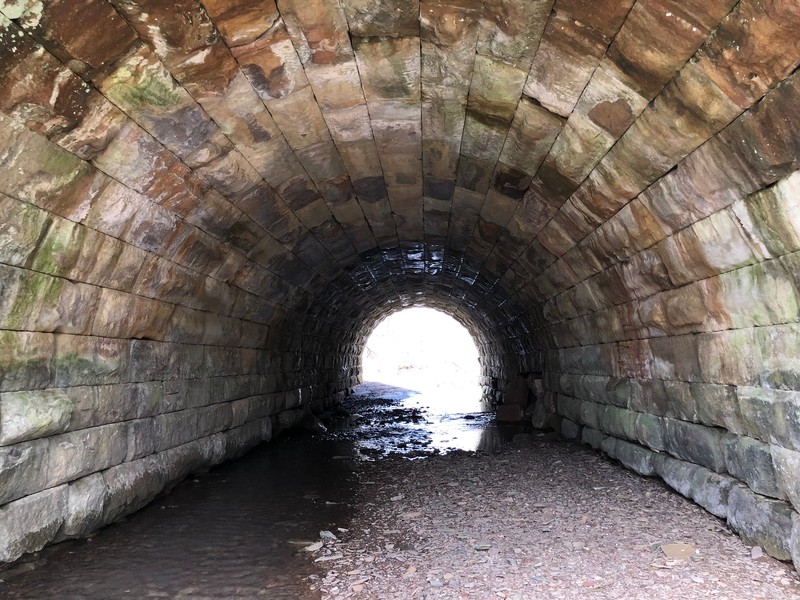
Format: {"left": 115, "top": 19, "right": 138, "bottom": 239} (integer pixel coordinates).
{"left": 0, "top": 19, "right": 125, "bottom": 159}
{"left": 420, "top": 2, "right": 480, "bottom": 54}
{"left": 170, "top": 40, "right": 241, "bottom": 102}
{"left": 133, "top": 256, "right": 202, "bottom": 307}
{"left": 608, "top": 0, "right": 737, "bottom": 99}
{"left": 81, "top": 180, "right": 144, "bottom": 239}
{"left": 306, "top": 60, "right": 365, "bottom": 111}
{"left": 82, "top": 239, "right": 145, "bottom": 293}
{"left": 698, "top": 328, "right": 763, "bottom": 386}
{"left": 193, "top": 147, "right": 262, "bottom": 204}
{"left": 500, "top": 99, "right": 564, "bottom": 175}
{"left": 108, "top": 0, "right": 218, "bottom": 69}
{"left": 232, "top": 19, "right": 308, "bottom": 101}
{"left": 14, "top": 0, "right": 137, "bottom": 78}
{"left": 169, "top": 230, "right": 225, "bottom": 275}
{"left": 122, "top": 203, "right": 184, "bottom": 256}
{"left": 296, "top": 141, "right": 348, "bottom": 184}
{"left": 698, "top": 0, "right": 800, "bottom": 109}
{"left": 200, "top": 0, "right": 279, "bottom": 47}
{"left": 278, "top": 0, "right": 353, "bottom": 67}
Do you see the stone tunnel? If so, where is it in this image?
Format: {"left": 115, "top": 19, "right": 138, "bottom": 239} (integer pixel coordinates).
{"left": 1, "top": 0, "right": 799, "bottom": 575}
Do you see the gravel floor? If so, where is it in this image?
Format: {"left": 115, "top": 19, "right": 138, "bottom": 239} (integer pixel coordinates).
{"left": 304, "top": 434, "right": 800, "bottom": 600}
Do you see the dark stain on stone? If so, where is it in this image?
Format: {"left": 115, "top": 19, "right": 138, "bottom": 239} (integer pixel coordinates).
{"left": 243, "top": 63, "right": 291, "bottom": 100}
{"left": 492, "top": 167, "right": 531, "bottom": 200}
{"left": 423, "top": 177, "right": 455, "bottom": 200}
{"left": 588, "top": 99, "right": 634, "bottom": 138}
{"left": 352, "top": 177, "right": 388, "bottom": 203}
{"left": 280, "top": 177, "right": 318, "bottom": 210}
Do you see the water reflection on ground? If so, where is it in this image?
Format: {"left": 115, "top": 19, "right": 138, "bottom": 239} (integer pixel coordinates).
{"left": 0, "top": 382, "right": 518, "bottom": 599}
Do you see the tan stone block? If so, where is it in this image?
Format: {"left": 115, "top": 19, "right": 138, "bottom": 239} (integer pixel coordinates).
{"left": 304, "top": 60, "right": 366, "bottom": 111}
{"left": 476, "top": 0, "right": 552, "bottom": 68}
{"left": 267, "top": 86, "right": 331, "bottom": 149}
{"left": 0, "top": 114, "right": 107, "bottom": 221}
{"left": 500, "top": 99, "right": 564, "bottom": 175}
{"left": 353, "top": 36, "right": 420, "bottom": 102}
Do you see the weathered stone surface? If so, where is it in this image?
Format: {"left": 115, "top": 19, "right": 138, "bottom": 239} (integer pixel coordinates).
{"left": 792, "top": 513, "right": 800, "bottom": 575}
{"left": 723, "top": 435, "right": 783, "bottom": 499}
{"left": 102, "top": 454, "right": 165, "bottom": 524}
{"left": 0, "top": 485, "right": 67, "bottom": 563}
{"left": 58, "top": 472, "right": 108, "bottom": 539}
{"left": 771, "top": 445, "right": 800, "bottom": 512}
{"left": 47, "top": 424, "right": 128, "bottom": 487}
{"left": 656, "top": 455, "right": 736, "bottom": 519}
{"left": 665, "top": 419, "right": 727, "bottom": 473}
{"left": 0, "top": 389, "right": 73, "bottom": 445}
{"left": 726, "top": 484, "right": 795, "bottom": 561}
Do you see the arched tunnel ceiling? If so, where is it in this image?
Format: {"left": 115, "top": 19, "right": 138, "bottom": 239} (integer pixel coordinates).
{"left": 1, "top": 0, "right": 800, "bottom": 348}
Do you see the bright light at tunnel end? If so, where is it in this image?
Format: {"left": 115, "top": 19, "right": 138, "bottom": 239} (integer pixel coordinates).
{"left": 361, "top": 307, "right": 482, "bottom": 402}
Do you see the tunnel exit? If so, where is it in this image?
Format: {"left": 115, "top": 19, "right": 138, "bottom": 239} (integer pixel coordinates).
{"left": 361, "top": 307, "right": 483, "bottom": 409}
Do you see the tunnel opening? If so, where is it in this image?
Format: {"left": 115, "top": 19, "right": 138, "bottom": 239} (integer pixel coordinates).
{"left": 360, "top": 306, "right": 483, "bottom": 409}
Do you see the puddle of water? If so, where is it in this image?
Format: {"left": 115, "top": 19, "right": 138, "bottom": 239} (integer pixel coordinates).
{"left": 0, "top": 434, "right": 358, "bottom": 599}
{"left": 0, "top": 382, "right": 520, "bottom": 598}
{"left": 333, "top": 382, "right": 526, "bottom": 459}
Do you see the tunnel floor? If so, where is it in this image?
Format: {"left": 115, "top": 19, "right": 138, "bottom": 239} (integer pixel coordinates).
{"left": 2, "top": 384, "right": 799, "bottom": 599}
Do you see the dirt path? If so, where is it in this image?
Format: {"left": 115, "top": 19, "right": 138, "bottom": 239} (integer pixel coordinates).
{"left": 306, "top": 433, "right": 800, "bottom": 599}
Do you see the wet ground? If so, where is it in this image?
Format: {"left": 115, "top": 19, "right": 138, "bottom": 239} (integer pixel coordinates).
{"left": 3, "top": 382, "right": 799, "bottom": 599}
{"left": 0, "top": 382, "right": 508, "bottom": 599}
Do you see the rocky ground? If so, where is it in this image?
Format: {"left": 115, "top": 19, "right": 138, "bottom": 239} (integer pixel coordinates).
{"left": 301, "top": 433, "right": 800, "bottom": 599}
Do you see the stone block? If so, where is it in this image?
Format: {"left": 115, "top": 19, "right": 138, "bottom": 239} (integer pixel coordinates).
{"left": 723, "top": 435, "right": 783, "bottom": 499}
{"left": 0, "top": 439, "right": 49, "bottom": 504}
{"left": 0, "top": 485, "right": 67, "bottom": 563}
{"left": 579, "top": 401, "right": 601, "bottom": 430}
{"left": 0, "top": 389, "right": 73, "bottom": 445}
{"left": 102, "top": 454, "right": 165, "bottom": 524}
{"left": 635, "top": 413, "right": 668, "bottom": 452}
{"left": 656, "top": 455, "right": 736, "bottom": 519}
{"left": 598, "top": 405, "right": 637, "bottom": 441}
{"left": 664, "top": 419, "right": 727, "bottom": 473}
{"left": 58, "top": 473, "right": 108, "bottom": 539}
{"left": 0, "top": 331, "right": 54, "bottom": 392}
{"left": 738, "top": 387, "right": 800, "bottom": 451}
{"left": 54, "top": 334, "right": 129, "bottom": 387}
{"left": 556, "top": 394, "right": 582, "bottom": 424}
{"left": 615, "top": 440, "right": 658, "bottom": 477}
{"left": 560, "top": 418, "right": 581, "bottom": 440}
{"left": 581, "top": 427, "right": 607, "bottom": 450}
{"left": 771, "top": 445, "right": 800, "bottom": 512}
{"left": 153, "top": 410, "right": 200, "bottom": 453}
{"left": 727, "top": 485, "right": 794, "bottom": 561}
{"left": 224, "top": 419, "right": 264, "bottom": 460}
{"left": 48, "top": 424, "right": 128, "bottom": 487}
{"left": 126, "top": 419, "right": 155, "bottom": 462}
{"left": 530, "top": 397, "right": 548, "bottom": 429}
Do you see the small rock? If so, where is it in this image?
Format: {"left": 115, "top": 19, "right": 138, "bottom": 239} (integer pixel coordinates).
{"left": 750, "top": 546, "right": 764, "bottom": 560}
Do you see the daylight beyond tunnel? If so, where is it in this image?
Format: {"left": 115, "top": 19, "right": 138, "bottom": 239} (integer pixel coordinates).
{"left": 0, "top": 0, "right": 800, "bottom": 571}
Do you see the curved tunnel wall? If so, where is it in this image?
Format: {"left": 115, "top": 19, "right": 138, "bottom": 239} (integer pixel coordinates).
{"left": 0, "top": 0, "right": 799, "bottom": 570}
